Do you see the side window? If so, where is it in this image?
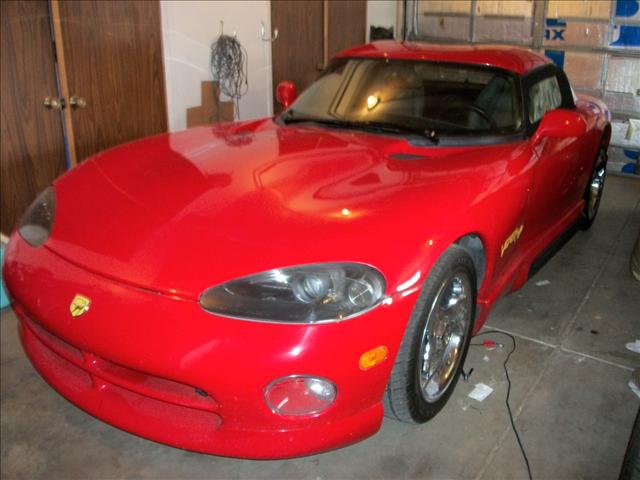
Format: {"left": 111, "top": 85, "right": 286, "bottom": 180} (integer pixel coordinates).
{"left": 528, "top": 76, "right": 562, "bottom": 123}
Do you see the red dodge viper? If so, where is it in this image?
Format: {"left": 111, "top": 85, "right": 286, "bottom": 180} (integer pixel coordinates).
{"left": 3, "top": 41, "right": 611, "bottom": 458}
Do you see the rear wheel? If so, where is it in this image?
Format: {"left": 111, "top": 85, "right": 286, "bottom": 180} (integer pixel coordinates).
{"left": 579, "top": 146, "right": 607, "bottom": 230}
{"left": 384, "top": 246, "right": 476, "bottom": 423}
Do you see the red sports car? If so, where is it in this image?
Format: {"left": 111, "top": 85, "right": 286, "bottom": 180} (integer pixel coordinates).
{"left": 3, "top": 41, "right": 610, "bottom": 458}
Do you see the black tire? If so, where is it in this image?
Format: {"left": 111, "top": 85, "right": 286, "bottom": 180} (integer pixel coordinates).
{"left": 620, "top": 407, "right": 640, "bottom": 480}
{"left": 384, "top": 246, "right": 476, "bottom": 423}
{"left": 579, "top": 145, "right": 607, "bottom": 230}
{"left": 631, "top": 232, "right": 640, "bottom": 282}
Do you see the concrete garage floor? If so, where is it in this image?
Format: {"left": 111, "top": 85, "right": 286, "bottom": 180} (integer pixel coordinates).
{"left": 1, "top": 176, "right": 639, "bottom": 480}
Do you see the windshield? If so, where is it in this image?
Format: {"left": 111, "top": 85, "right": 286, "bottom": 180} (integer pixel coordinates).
{"left": 284, "top": 58, "right": 523, "bottom": 140}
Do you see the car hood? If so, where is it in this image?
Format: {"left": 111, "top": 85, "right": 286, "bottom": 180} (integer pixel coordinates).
{"left": 47, "top": 119, "right": 521, "bottom": 298}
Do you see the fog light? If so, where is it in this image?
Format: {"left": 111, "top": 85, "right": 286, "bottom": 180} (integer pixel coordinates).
{"left": 265, "top": 375, "right": 336, "bottom": 416}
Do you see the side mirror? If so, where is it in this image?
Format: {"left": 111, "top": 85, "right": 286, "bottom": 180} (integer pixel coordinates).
{"left": 532, "top": 109, "right": 586, "bottom": 145}
{"left": 276, "top": 81, "right": 298, "bottom": 109}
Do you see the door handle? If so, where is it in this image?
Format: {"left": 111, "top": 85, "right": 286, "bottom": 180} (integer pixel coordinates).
{"left": 69, "top": 96, "right": 87, "bottom": 109}
{"left": 43, "top": 97, "right": 65, "bottom": 110}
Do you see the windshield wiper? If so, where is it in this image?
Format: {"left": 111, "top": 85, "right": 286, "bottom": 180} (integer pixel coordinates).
{"left": 281, "top": 114, "right": 342, "bottom": 127}
{"left": 358, "top": 121, "right": 439, "bottom": 145}
{"left": 281, "top": 114, "right": 439, "bottom": 144}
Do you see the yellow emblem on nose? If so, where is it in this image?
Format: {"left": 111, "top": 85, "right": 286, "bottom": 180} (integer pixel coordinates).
{"left": 70, "top": 294, "right": 91, "bottom": 318}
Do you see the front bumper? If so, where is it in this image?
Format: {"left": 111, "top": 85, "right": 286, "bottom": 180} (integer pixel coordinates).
{"left": 3, "top": 236, "right": 418, "bottom": 458}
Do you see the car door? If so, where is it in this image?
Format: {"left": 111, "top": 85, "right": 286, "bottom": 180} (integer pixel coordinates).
{"left": 524, "top": 66, "right": 582, "bottom": 238}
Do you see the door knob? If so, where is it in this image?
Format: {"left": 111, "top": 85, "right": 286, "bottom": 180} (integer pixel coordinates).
{"left": 69, "top": 96, "right": 87, "bottom": 109}
{"left": 43, "top": 97, "right": 65, "bottom": 110}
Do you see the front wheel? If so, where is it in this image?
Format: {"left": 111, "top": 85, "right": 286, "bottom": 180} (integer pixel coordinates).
{"left": 384, "top": 246, "right": 476, "bottom": 423}
{"left": 579, "top": 146, "right": 607, "bottom": 230}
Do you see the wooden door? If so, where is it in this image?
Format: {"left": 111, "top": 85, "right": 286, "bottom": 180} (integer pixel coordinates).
{"left": 327, "top": 1, "right": 367, "bottom": 58}
{"left": 270, "top": 0, "right": 324, "bottom": 110}
{"left": 270, "top": 0, "right": 366, "bottom": 111}
{"left": 1, "top": 1, "right": 67, "bottom": 235}
{"left": 54, "top": 0, "right": 167, "bottom": 164}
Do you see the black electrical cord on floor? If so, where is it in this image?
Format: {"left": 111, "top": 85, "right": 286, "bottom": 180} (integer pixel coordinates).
{"left": 471, "top": 330, "right": 533, "bottom": 480}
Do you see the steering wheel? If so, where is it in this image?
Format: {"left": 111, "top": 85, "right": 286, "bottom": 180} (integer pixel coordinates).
{"left": 465, "top": 105, "right": 497, "bottom": 130}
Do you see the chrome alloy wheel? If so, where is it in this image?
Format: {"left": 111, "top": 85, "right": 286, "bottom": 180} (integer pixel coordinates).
{"left": 418, "top": 274, "right": 472, "bottom": 403}
{"left": 587, "top": 151, "right": 606, "bottom": 220}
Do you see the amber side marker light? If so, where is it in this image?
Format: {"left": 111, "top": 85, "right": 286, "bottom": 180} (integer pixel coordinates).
{"left": 359, "top": 345, "right": 388, "bottom": 370}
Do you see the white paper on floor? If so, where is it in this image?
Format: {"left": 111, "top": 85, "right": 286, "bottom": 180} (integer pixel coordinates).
{"left": 535, "top": 279, "right": 551, "bottom": 286}
{"left": 468, "top": 382, "right": 493, "bottom": 402}
{"left": 625, "top": 340, "right": 640, "bottom": 353}
{"left": 630, "top": 379, "right": 640, "bottom": 399}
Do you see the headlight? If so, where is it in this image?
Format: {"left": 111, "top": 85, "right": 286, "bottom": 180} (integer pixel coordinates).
{"left": 19, "top": 187, "right": 56, "bottom": 247}
{"left": 199, "top": 262, "right": 386, "bottom": 323}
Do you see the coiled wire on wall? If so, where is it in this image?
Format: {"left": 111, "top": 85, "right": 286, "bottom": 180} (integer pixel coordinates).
{"left": 210, "top": 31, "right": 248, "bottom": 119}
